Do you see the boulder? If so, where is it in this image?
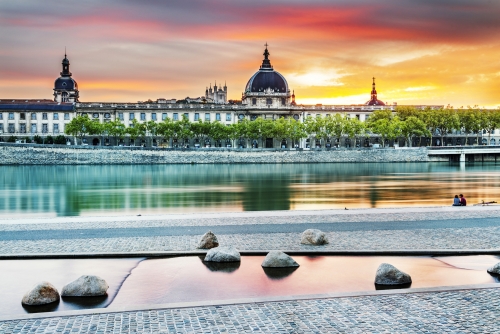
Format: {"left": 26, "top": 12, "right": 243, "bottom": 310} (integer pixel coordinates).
{"left": 198, "top": 231, "right": 219, "bottom": 249}
{"left": 204, "top": 246, "right": 240, "bottom": 262}
{"left": 61, "top": 275, "right": 109, "bottom": 297}
{"left": 261, "top": 251, "right": 299, "bottom": 268}
{"left": 300, "top": 229, "right": 328, "bottom": 245}
{"left": 375, "top": 263, "right": 412, "bottom": 285}
{"left": 22, "top": 281, "right": 60, "bottom": 306}
{"left": 487, "top": 262, "right": 500, "bottom": 275}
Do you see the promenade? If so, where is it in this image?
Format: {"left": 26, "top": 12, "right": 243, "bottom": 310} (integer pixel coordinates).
{"left": 1, "top": 206, "right": 500, "bottom": 333}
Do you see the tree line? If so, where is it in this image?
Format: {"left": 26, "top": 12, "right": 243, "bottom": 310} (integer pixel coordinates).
{"left": 64, "top": 106, "right": 500, "bottom": 147}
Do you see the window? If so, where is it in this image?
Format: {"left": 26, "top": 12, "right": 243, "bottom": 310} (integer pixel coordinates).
{"left": 42, "top": 113, "right": 48, "bottom": 120}
{"left": 104, "top": 113, "right": 111, "bottom": 119}
{"left": 64, "top": 113, "right": 70, "bottom": 120}
{"left": 151, "top": 113, "right": 157, "bottom": 121}
{"left": 173, "top": 113, "right": 179, "bottom": 121}
{"left": 216, "top": 113, "right": 221, "bottom": 121}
{"left": 162, "top": 113, "right": 167, "bottom": 120}
{"left": 92, "top": 113, "right": 99, "bottom": 119}
{"left": 205, "top": 113, "right": 210, "bottom": 121}
{"left": 140, "top": 113, "right": 146, "bottom": 121}
{"left": 251, "top": 115, "right": 258, "bottom": 121}
{"left": 31, "top": 124, "right": 36, "bottom": 133}
{"left": 8, "top": 124, "right": 15, "bottom": 133}
{"left": 281, "top": 98, "right": 286, "bottom": 106}
{"left": 20, "top": 113, "right": 25, "bottom": 120}
{"left": 184, "top": 113, "right": 189, "bottom": 119}
{"left": 53, "top": 113, "right": 59, "bottom": 120}
{"left": 238, "top": 114, "right": 245, "bottom": 120}
{"left": 129, "top": 113, "right": 135, "bottom": 120}
{"left": 53, "top": 124, "right": 59, "bottom": 134}
{"left": 252, "top": 98, "right": 257, "bottom": 105}
{"left": 118, "top": 113, "right": 124, "bottom": 121}
{"left": 266, "top": 98, "right": 272, "bottom": 105}
{"left": 8, "top": 113, "right": 14, "bottom": 120}
{"left": 0, "top": 124, "right": 3, "bottom": 133}
{"left": 0, "top": 113, "right": 2, "bottom": 120}
{"left": 226, "top": 113, "right": 231, "bottom": 121}
{"left": 20, "top": 124, "right": 26, "bottom": 133}
{"left": 293, "top": 114, "right": 300, "bottom": 120}
{"left": 31, "top": 113, "right": 37, "bottom": 120}
{"left": 42, "top": 124, "right": 48, "bottom": 133}
{"left": 194, "top": 113, "right": 199, "bottom": 121}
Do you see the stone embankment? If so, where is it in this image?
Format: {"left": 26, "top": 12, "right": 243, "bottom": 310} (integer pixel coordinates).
{"left": 0, "top": 143, "right": 437, "bottom": 164}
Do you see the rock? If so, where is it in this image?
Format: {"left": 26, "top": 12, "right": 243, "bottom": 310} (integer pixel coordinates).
{"left": 487, "top": 262, "right": 500, "bottom": 275}
{"left": 198, "top": 231, "right": 219, "bottom": 249}
{"left": 261, "top": 251, "right": 299, "bottom": 268}
{"left": 61, "top": 275, "right": 109, "bottom": 297}
{"left": 300, "top": 229, "right": 328, "bottom": 245}
{"left": 22, "top": 281, "right": 60, "bottom": 306}
{"left": 375, "top": 263, "right": 412, "bottom": 285}
{"left": 204, "top": 246, "right": 240, "bottom": 262}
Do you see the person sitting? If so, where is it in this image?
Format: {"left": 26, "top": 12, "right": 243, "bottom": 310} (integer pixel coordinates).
{"left": 452, "top": 195, "right": 461, "bottom": 206}
{"left": 459, "top": 194, "right": 467, "bottom": 206}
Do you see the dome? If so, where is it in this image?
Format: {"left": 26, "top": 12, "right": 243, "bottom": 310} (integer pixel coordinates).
{"left": 245, "top": 71, "right": 288, "bottom": 93}
{"left": 54, "top": 77, "right": 78, "bottom": 90}
{"left": 365, "top": 77, "right": 385, "bottom": 106}
{"left": 244, "top": 46, "right": 289, "bottom": 94}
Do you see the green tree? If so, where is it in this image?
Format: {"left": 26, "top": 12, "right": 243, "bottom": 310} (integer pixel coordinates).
{"left": 157, "top": 117, "right": 175, "bottom": 147}
{"left": 287, "top": 118, "right": 307, "bottom": 148}
{"left": 345, "top": 117, "right": 366, "bottom": 147}
{"left": 126, "top": 119, "right": 143, "bottom": 145}
{"left": 105, "top": 119, "right": 126, "bottom": 145}
{"left": 435, "top": 108, "right": 459, "bottom": 146}
{"left": 65, "top": 115, "right": 91, "bottom": 144}
{"left": 400, "top": 116, "right": 431, "bottom": 147}
{"left": 210, "top": 121, "right": 231, "bottom": 147}
{"left": 481, "top": 109, "right": 500, "bottom": 145}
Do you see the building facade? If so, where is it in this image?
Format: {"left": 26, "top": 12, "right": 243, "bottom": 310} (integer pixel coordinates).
{"left": 205, "top": 82, "right": 227, "bottom": 104}
{"left": 53, "top": 53, "right": 79, "bottom": 103}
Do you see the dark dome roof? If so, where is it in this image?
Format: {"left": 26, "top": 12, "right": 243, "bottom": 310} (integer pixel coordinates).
{"left": 245, "top": 70, "right": 288, "bottom": 93}
{"left": 366, "top": 98, "right": 385, "bottom": 106}
{"left": 54, "top": 77, "right": 78, "bottom": 90}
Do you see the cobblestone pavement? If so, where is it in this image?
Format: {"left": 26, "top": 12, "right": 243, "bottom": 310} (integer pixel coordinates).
{"left": 1, "top": 288, "right": 499, "bottom": 333}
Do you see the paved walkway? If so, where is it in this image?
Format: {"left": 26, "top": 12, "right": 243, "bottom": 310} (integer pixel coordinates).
{"left": 1, "top": 207, "right": 500, "bottom": 333}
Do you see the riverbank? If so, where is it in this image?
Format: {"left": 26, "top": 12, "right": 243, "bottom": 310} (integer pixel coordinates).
{"left": 0, "top": 143, "right": 439, "bottom": 164}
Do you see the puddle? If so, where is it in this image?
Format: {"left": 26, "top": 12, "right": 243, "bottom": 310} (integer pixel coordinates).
{"left": 0, "top": 258, "right": 143, "bottom": 317}
{"left": 1, "top": 255, "right": 498, "bottom": 318}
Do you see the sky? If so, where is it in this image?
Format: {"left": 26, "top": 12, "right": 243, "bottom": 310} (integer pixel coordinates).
{"left": 0, "top": 0, "right": 499, "bottom": 107}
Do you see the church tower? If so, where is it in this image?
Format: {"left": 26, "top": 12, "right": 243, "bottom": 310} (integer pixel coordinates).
{"left": 365, "top": 77, "right": 385, "bottom": 106}
{"left": 53, "top": 52, "right": 79, "bottom": 103}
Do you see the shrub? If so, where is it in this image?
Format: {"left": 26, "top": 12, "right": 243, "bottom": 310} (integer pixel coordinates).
{"left": 33, "top": 135, "right": 43, "bottom": 144}
{"left": 24, "top": 137, "right": 32, "bottom": 144}
{"left": 7, "top": 136, "right": 17, "bottom": 143}
{"left": 54, "top": 135, "right": 66, "bottom": 145}
{"left": 45, "top": 135, "right": 54, "bottom": 144}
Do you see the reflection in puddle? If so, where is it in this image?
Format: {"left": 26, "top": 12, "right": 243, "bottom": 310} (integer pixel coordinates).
{"left": 262, "top": 267, "right": 298, "bottom": 280}
{"left": 375, "top": 283, "right": 412, "bottom": 290}
{"left": 200, "top": 258, "right": 241, "bottom": 273}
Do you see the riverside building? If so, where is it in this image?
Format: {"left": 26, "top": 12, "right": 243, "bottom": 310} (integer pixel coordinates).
{"left": 2, "top": 46, "right": 477, "bottom": 148}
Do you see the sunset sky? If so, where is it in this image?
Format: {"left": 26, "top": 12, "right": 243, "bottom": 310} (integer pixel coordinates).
{"left": 0, "top": 0, "right": 499, "bottom": 107}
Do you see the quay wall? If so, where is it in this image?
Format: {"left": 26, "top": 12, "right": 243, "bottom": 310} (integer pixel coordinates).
{"left": 0, "top": 143, "right": 444, "bottom": 164}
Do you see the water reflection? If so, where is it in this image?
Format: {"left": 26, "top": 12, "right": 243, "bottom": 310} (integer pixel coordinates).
{"left": 262, "top": 267, "right": 298, "bottom": 280}
{"left": 1, "top": 163, "right": 500, "bottom": 217}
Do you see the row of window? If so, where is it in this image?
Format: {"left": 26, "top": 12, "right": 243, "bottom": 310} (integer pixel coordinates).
{"left": 0, "top": 113, "right": 71, "bottom": 121}
{"left": 0, "top": 123, "right": 63, "bottom": 134}
{"left": 117, "top": 112, "right": 231, "bottom": 122}
{"left": 251, "top": 98, "right": 287, "bottom": 106}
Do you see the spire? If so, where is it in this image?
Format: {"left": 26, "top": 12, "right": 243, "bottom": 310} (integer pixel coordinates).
{"left": 260, "top": 42, "right": 273, "bottom": 70}
{"left": 61, "top": 50, "right": 72, "bottom": 77}
{"left": 291, "top": 90, "right": 296, "bottom": 106}
{"left": 371, "top": 77, "right": 377, "bottom": 100}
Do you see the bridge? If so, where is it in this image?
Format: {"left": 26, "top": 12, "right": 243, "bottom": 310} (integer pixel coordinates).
{"left": 427, "top": 146, "right": 500, "bottom": 162}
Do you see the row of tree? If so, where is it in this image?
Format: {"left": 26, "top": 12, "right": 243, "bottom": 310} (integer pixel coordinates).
{"left": 64, "top": 107, "right": 500, "bottom": 147}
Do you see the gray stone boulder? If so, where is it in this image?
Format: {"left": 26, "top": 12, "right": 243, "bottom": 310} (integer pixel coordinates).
{"left": 261, "top": 251, "right": 300, "bottom": 268}
{"left": 198, "top": 231, "right": 219, "bottom": 249}
{"left": 375, "top": 263, "right": 412, "bottom": 285}
{"left": 61, "top": 275, "right": 109, "bottom": 297}
{"left": 301, "top": 229, "right": 329, "bottom": 245}
{"left": 204, "top": 246, "right": 240, "bottom": 262}
{"left": 22, "top": 281, "right": 60, "bottom": 306}
{"left": 487, "top": 262, "right": 500, "bottom": 275}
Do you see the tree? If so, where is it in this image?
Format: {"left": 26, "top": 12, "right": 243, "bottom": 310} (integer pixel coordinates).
{"left": 344, "top": 117, "right": 365, "bottom": 147}
{"left": 126, "top": 119, "right": 143, "bottom": 145}
{"left": 65, "top": 115, "right": 91, "bottom": 144}
{"left": 145, "top": 120, "right": 159, "bottom": 146}
{"left": 400, "top": 116, "right": 431, "bottom": 147}
{"left": 368, "top": 116, "right": 402, "bottom": 147}
{"left": 435, "top": 107, "right": 459, "bottom": 146}
{"left": 287, "top": 118, "right": 307, "bottom": 148}
{"left": 157, "top": 117, "right": 175, "bottom": 147}
{"left": 105, "top": 119, "right": 126, "bottom": 145}
{"left": 210, "top": 121, "right": 231, "bottom": 147}
{"left": 458, "top": 107, "right": 481, "bottom": 145}
{"left": 304, "top": 115, "right": 321, "bottom": 146}
{"left": 329, "top": 114, "right": 347, "bottom": 147}
{"left": 481, "top": 109, "right": 500, "bottom": 145}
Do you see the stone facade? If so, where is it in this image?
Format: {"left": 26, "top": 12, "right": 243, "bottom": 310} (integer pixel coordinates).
{"left": 0, "top": 144, "right": 434, "bottom": 165}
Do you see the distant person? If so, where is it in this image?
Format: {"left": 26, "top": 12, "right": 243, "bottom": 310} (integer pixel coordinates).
{"left": 452, "top": 195, "right": 461, "bottom": 206}
{"left": 459, "top": 194, "right": 467, "bottom": 206}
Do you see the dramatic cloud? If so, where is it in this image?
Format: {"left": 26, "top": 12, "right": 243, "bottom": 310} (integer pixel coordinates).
{"left": 0, "top": 0, "right": 499, "bottom": 106}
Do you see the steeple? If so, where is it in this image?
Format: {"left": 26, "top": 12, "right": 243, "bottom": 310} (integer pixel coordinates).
{"left": 61, "top": 51, "right": 72, "bottom": 77}
{"left": 371, "top": 77, "right": 377, "bottom": 100}
{"left": 260, "top": 42, "right": 273, "bottom": 70}
{"left": 291, "top": 90, "right": 296, "bottom": 106}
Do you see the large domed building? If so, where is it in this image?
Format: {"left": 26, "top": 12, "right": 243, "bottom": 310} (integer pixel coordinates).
{"left": 365, "top": 77, "right": 385, "bottom": 106}
{"left": 53, "top": 53, "right": 79, "bottom": 103}
{"left": 242, "top": 45, "right": 292, "bottom": 107}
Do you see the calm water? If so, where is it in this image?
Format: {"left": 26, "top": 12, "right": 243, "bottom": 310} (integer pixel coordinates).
{"left": 2, "top": 255, "right": 499, "bottom": 317}
{"left": 1, "top": 163, "right": 499, "bottom": 217}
